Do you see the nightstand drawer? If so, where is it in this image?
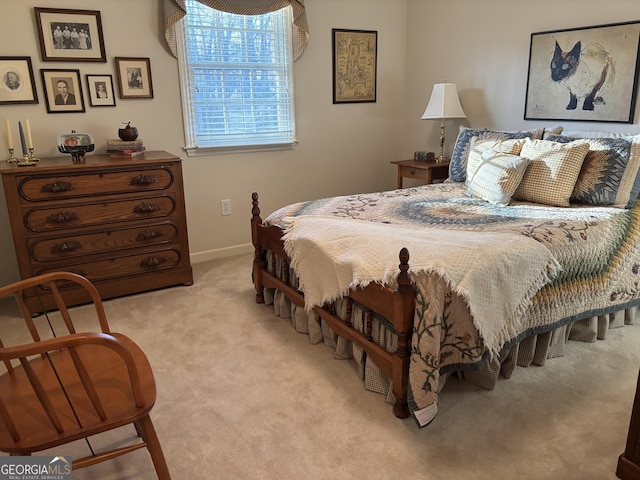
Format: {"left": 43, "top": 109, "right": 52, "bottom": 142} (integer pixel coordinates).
{"left": 398, "top": 165, "right": 428, "bottom": 180}
{"left": 391, "top": 159, "right": 450, "bottom": 188}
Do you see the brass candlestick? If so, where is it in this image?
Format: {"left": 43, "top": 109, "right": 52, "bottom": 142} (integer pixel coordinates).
{"left": 27, "top": 147, "right": 39, "bottom": 163}
{"left": 5, "top": 148, "right": 17, "bottom": 164}
{"left": 15, "top": 148, "right": 39, "bottom": 167}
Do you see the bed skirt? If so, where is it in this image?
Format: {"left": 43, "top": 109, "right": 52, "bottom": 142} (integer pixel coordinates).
{"left": 263, "top": 253, "right": 637, "bottom": 405}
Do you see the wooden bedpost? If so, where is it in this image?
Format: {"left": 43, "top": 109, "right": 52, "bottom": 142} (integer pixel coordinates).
{"left": 392, "top": 247, "right": 414, "bottom": 419}
{"left": 251, "top": 192, "right": 265, "bottom": 304}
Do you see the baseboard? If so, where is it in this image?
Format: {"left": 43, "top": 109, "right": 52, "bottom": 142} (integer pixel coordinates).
{"left": 190, "top": 243, "right": 254, "bottom": 264}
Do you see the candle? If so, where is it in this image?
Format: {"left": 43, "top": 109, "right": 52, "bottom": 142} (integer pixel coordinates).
{"left": 18, "top": 121, "right": 27, "bottom": 156}
{"left": 5, "top": 118, "right": 12, "bottom": 150}
{"left": 25, "top": 118, "right": 33, "bottom": 149}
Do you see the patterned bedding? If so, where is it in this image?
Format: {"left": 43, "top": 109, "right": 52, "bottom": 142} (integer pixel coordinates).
{"left": 264, "top": 182, "right": 640, "bottom": 424}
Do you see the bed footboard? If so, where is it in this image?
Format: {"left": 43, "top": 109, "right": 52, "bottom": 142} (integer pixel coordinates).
{"left": 251, "top": 192, "right": 416, "bottom": 418}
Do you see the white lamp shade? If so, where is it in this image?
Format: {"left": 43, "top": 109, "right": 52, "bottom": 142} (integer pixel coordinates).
{"left": 421, "top": 83, "right": 466, "bottom": 119}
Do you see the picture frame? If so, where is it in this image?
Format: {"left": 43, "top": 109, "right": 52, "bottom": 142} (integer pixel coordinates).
{"left": 0, "top": 57, "right": 38, "bottom": 105}
{"left": 40, "top": 69, "right": 85, "bottom": 113}
{"left": 332, "top": 29, "right": 378, "bottom": 104}
{"left": 524, "top": 20, "right": 640, "bottom": 123}
{"left": 34, "top": 8, "right": 106, "bottom": 63}
{"left": 114, "top": 57, "right": 154, "bottom": 99}
{"left": 85, "top": 74, "right": 116, "bottom": 107}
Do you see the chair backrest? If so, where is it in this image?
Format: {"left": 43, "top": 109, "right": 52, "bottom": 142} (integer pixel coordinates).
{"left": 0, "top": 272, "right": 160, "bottom": 470}
{"left": 0, "top": 272, "right": 111, "bottom": 367}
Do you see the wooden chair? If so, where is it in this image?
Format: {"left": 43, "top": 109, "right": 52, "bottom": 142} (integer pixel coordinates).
{"left": 0, "top": 272, "right": 171, "bottom": 479}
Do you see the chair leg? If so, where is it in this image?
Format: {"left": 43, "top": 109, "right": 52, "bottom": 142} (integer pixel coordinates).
{"left": 135, "top": 415, "right": 171, "bottom": 480}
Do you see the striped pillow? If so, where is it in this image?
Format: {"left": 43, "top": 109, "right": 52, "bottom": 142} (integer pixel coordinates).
{"left": 466, "top": 150, "right": 530, "bottom": 205}
{"left": 466, "top": 137, "right": 527, "bottom": 183}
{"left": 513, "top": 138, "right": 590, "bottom": 207}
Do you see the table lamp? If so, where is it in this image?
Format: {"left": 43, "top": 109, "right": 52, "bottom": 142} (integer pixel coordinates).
{"left": 421, "top": 83, "right": 466, "bottom": 162}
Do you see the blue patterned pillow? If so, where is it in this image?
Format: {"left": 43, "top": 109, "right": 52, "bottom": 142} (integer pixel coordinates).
{"left": 449, "top": 127, "right": 540, "bottom": 182}
{"left": 546, "top": 134, "right": 640, "bottom": 208}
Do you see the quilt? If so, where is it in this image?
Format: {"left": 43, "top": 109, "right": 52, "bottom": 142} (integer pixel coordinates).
{"left": 264, "top": 182, "right": 640, "bottom": 425}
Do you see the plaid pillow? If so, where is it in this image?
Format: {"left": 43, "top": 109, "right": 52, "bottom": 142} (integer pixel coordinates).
{"left": 513, "top": 138, "right": 589, "bottom": 207}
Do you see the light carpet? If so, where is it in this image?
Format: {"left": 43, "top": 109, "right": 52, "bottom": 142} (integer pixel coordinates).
{"left": 1, "top": 253, "right": 638, "bottom": 480}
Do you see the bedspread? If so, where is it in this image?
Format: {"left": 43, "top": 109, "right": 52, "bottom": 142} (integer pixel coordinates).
{"left": 265, "top": 183, "right": 640, "bottom": 425}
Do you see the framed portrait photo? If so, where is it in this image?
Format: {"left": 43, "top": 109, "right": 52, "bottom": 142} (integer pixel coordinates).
{"left": 332, "top": 29, "right": 378, "bottom": 104}
{"left": 115, "top": 57, "right": 154, "bottom": 99}
{"left": 524, "top": 20, "right": 640, "bottom": 123}
{"left": 40, "top": 69, "right": 85, "bottom": 113}
{"left": 0, "top": 57, "right": 38, "bottom": 105}
{"left": 86, "top": 74, "right": 116, "bottom": 107}
{"left": 34, "top": 7, "right": 106, "bottom": 62}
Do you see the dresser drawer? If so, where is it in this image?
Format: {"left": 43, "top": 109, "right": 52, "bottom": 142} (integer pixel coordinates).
{"left": 24, "top": 195, "right": 177, "bottom": 233}
{"left": 17, "top": 167, "right": 175, "bottom": 202}
{"left": 34, "top": 248, "right": 183, "bottom": 282}
{"left": 29, "top": 222, "right": 179, "bottom": 261}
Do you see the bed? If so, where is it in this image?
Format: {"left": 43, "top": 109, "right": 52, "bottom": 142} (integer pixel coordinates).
{"left": 251, "top": 127, "right": 640, "bottom": 427}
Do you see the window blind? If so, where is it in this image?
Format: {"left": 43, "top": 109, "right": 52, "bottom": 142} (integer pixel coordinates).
{"left": 181, "top": 1, "right": 296, "bottom": 150}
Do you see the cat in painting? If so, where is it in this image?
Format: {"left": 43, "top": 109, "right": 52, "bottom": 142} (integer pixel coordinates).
{"left": 550, "top": 40, "right": 615, "bottom": 111}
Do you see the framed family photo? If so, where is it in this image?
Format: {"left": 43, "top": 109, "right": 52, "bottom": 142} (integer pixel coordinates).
{"left": 524, "top": 20, "right": 640, "bottom": 123}
{"left": 115, "top": 57, "right": 154, "bottom": 99}
{"left": 86, "top": 74, "right": 116, "bottom": 107}
{"left": 0, "top": 57, "right": 38, "bottom": 105}
{"left": 41, "top": 69, "right": 85, "bottom": 113}
{"left": 332, "top": 28, "right": 378, "bottom": 104}
{"left": 34, "top": 7, "right": 106, "bottom": 62}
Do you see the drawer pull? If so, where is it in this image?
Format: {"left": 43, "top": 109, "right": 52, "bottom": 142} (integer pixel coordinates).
{"left": 140, "top": 256, "right": 167, "bottom": 268}
{"left": 136, "top": 230, "right": 164, "bottom": 241}
{"left": 130, "top": 174, "right": 159, "bottom": 185}
{"left": 133, "top": 202, "right": 160, "bottom": 214}
{"left": 51, "top": 240, "right": 82, "bottom": 253}
{"left": 41, "top": 181, "right": 74, "bottom": 193}
{"left": 46, "top": 211, "right": 79, "bottom": 224}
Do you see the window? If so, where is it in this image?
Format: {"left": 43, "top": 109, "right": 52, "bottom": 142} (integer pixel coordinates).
{"left": 177, "top": 1, "right": 296, "bottom": 154}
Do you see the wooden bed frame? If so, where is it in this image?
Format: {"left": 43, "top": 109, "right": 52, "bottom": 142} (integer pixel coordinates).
{"left": 251, "top": 192, "right": 416, "bottom": 418}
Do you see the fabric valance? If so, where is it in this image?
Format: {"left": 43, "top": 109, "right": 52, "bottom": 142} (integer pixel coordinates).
{"left": 163, "top": 0, "right": 309, "bottom": 61}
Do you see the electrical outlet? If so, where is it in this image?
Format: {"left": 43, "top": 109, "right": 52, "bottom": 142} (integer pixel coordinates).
{"left": 220, "top": 199, "right": 232, "bottom": 216}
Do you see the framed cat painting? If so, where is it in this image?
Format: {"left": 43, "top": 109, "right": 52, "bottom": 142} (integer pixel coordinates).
{"left": 524, "top": 20, "right": 640, "bottom": 123}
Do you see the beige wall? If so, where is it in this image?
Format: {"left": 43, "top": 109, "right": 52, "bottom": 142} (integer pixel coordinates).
{"left": 0, "top": 0, "right": 639, "bottom": 286}
{"left": 404, "top": 0, "right": 640, "bottom": 154}
{"left": 0, "top": 0, "right": 407, "bottom": 285}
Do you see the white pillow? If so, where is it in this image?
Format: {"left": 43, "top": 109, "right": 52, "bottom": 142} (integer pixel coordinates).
{"left": 466, "top": 150, "right": 530, "bottom": 205}
{"left": 466, "top": 137, "right": 527, "bottom": 183}
{"left": 545, "top": 130, "right": 635, "bottom": 139}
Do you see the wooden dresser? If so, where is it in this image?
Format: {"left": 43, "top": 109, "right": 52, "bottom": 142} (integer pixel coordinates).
{"left": 618, "top": 369, "right": 640, "bottom": 480}
{"left": 0, "top": 151, "right": 193, "bottom": 313}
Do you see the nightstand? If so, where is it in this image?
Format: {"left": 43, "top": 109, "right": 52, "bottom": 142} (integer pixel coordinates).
{"left": 391, "top": 159, "right": 450, "bottom": 189}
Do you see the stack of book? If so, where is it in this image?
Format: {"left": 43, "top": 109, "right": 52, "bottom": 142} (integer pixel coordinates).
{"left": 106, "top": 139, "right": 146, "bottom": 158}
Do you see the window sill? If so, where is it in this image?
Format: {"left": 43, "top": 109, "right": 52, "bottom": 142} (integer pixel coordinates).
{"left": 183, "top": 141, "right": 298, "bottom": 157}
